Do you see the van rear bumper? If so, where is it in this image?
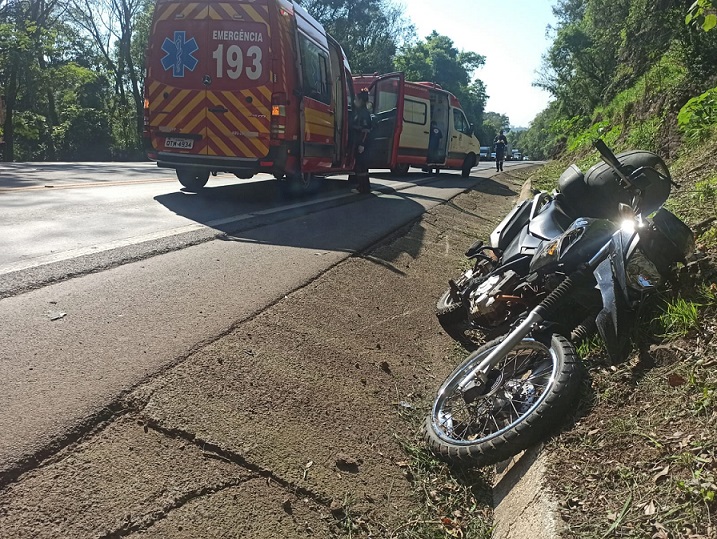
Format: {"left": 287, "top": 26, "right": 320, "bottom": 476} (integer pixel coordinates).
{"left": 157, "top": 153, "right": 261, "bottom": 175}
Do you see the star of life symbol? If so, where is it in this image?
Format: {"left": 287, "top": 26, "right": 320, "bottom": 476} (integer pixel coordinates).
{"left": 161, "top": 31, "right": 199, "bottom": 77}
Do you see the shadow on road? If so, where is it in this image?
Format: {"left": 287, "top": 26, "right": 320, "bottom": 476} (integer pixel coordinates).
{"left": 153, "top": 171, "right": 518, "bottom": 265}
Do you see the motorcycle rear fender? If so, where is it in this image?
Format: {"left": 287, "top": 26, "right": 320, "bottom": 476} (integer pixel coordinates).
{"left": 593, "top": 229, "right": 639, "bottom": 364}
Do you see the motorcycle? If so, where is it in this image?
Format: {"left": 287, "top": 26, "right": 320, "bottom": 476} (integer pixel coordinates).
{"left": 423, "top": 140, "right": 694, "bottom": 466}
{"left": 437, "top": 142, "right": 676, "bottom": 347}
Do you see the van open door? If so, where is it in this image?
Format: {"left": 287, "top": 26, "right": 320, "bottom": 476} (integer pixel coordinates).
{"left": 366, "top": 73, "right": 405, "bottom": 169}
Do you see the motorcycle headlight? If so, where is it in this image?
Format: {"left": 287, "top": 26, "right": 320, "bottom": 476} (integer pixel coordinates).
{"left": 530, "top": 238, "right": 561, "bottom": 273}
{"left": 530, "top": 224, "right": 586, "bottom": 273}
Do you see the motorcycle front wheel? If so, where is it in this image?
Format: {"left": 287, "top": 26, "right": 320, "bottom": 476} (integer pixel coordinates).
{"left": 423, "top": 334, "right": 582, "bottom": 467}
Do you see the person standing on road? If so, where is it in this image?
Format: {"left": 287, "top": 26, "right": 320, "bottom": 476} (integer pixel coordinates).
{"left": 350, "top": 88, "right": 373, "bottom": 194}
{"left": 494, "top": 130, "right": 508, "bottom": 172}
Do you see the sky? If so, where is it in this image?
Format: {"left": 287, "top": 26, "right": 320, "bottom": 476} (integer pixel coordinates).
{"left": 401, "top": 1, "right": 557, "bottom": 128}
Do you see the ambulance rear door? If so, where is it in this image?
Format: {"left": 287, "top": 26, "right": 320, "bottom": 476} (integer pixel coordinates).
{"left": 147, "top": 0, "right": 212, "bottom": 156}
{"left": 366, "top": 73, "right": 405, "bottom": 169}
{"left": 203, "top": 0, "right": 272, "bottom": 161}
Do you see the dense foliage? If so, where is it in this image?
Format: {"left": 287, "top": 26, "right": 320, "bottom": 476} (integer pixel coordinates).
{"left": 9, "top": 0, "right": 714, "bottom": 164}
{"left": 521, "top": 0, "right": 717, "bottom": 160}
{"left": 0, "top": 0, "right": 151, "bottom": 161}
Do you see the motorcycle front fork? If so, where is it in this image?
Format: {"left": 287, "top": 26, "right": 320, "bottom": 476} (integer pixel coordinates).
{"left": 456, "top": 241, "right": 612, "bottom": 392}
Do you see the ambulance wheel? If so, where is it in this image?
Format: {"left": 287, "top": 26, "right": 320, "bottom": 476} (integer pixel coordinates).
{"left": 177, "top": 168, "right": 210, "bottom": 192}
{"left": 462, "top": 154, "right": 476, "bottom": 178}
{"left": 283, "top": 172, "right": 315, "bottom": 196}
{"left": 391, "top": 163, "right": 410, "bottom": 175}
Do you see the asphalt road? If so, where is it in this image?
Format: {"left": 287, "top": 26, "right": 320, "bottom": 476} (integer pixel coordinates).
{"left": 0, "top": 159, "right": 533, "bottom": 480}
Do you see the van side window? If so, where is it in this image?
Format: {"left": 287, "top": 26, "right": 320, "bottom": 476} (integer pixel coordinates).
{"left": 404, "top": 98, "right": 427, "bottom": 125}
{"left": 453, "top": 109, "right": 471, "bottom": 134}
{"left": 299, "top": 34, "right": 331, "bottom": 104}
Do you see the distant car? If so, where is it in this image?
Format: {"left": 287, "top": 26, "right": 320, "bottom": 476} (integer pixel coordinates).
{"left": 523, "top": 156, "right": 530, "bottom": 161}
{"left": 479, "top": 146, "right": 490, "bottom": 161}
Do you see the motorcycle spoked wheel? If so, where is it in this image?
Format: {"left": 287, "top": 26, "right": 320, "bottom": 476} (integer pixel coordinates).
{"left": 422, "top": 334, "right": 583, "bottom": 467}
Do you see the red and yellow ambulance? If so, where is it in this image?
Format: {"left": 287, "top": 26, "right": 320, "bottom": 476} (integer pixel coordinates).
{"left": 144, "top": 0, "right": 355, "bottom": 192}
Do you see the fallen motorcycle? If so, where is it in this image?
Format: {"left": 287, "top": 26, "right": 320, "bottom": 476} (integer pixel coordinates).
{"left": 423, "top": 140, "right": 694, "bottom": 466}
{"left": 437, "top": 142, "right": 675, "bottom": 346}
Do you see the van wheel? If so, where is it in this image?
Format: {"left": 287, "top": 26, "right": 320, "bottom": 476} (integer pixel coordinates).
{"left": 177, "top": 168, "right": 210, "bottom": 192}
{"left": 391, "top": 163, "right": 410, "bottom": 175}
{"left": 462, "top": 154, "right": 476, "bottom": 178}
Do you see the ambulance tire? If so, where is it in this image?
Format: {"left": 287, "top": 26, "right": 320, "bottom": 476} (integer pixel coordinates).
{"left": 390, "top": 163, "right": 410, "bottom": 175}
{"left": 462, "top": 154, "right": 476, "bottom": 178}
{"left": 282, "top": 172, "right": 315, "bottom": 197}
{"left": 177, "top": 168, "right": 210, "bottom": 192}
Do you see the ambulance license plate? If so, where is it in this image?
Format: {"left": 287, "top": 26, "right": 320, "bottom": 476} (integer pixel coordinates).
{"left": 164, "top": 137, "right": 194, "bottom": 149}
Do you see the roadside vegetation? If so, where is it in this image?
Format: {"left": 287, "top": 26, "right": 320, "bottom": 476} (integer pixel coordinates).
{"left": 509, "top": 2, "right": 717, "bottom": 536}
{"left": 391, "top": 1, "right": 717, "bottom": 536}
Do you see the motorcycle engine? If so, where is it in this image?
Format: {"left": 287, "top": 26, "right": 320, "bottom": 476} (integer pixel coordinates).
{"left": 468, "top": 270, "right": 522, "bottom": 328}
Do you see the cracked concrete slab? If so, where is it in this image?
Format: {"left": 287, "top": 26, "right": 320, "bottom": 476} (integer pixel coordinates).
{"left": 131, "top": 479, "right": 337, "bottom": 538}
{"left": 137, "top": 254, "right": 447, "bottom": 531}
{"left": 0, "top": 415, "right": 255, "bottom": 538}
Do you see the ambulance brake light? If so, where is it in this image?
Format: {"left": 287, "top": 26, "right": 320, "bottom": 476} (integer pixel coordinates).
{"left": 271, "top": 93, "right": 287, "bottom": 138}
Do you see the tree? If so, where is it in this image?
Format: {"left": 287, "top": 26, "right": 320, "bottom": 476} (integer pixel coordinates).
{"left": 687, "top": 0, "right": 717, "bottom": 31}
{"left": 300, "top": 0, "right": 414, "bottom": 74}
{"left": 0, "top": 0, "right": 75, "bottom": 160}
{"left": 69, "top": 0, "right": 151, "bottom": 154}
{"left": 394, "top": 31, "right": 487, "bottom": 127}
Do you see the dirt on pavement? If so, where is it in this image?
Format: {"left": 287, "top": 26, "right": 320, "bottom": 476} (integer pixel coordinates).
{"left": 0, "top": 169, "right": 534, "bottom": 538}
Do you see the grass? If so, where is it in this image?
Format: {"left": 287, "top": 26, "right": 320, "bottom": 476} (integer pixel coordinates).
{"left": 391, "top": 343, "right": 493, "bottom": 539}
{"left": 392, "top": 437, "right": 493, "bottom": 539}
{"left": 657, "top": 297, "right": 701, "bottom": 339}
{"left": 546, "top": 341, "right": 717, "bottom": 537}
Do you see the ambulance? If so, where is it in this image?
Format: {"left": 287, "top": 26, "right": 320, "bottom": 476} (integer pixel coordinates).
{"left": 144, "top": 0, "right": 355, "bottom": 192}
{"left": 353, "top": 74, "right": 481, "bottom": 177}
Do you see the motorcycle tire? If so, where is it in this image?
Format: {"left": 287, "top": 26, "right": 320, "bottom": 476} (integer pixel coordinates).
{"left": 422, "top": 333, "right": 582, "bottom": 467}
{"left": 436, "top": 289, "right": 475, "bottom": 349}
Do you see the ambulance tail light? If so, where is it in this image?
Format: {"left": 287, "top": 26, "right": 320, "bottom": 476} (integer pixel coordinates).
{"left": 270, "top": 93, "right": 287, "bottom": 138}
{"left": 142, "top": 95, "right": 157, "bottom": 160}
{"left": 143, "top": 97, "right": 150, "bottom": 134}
